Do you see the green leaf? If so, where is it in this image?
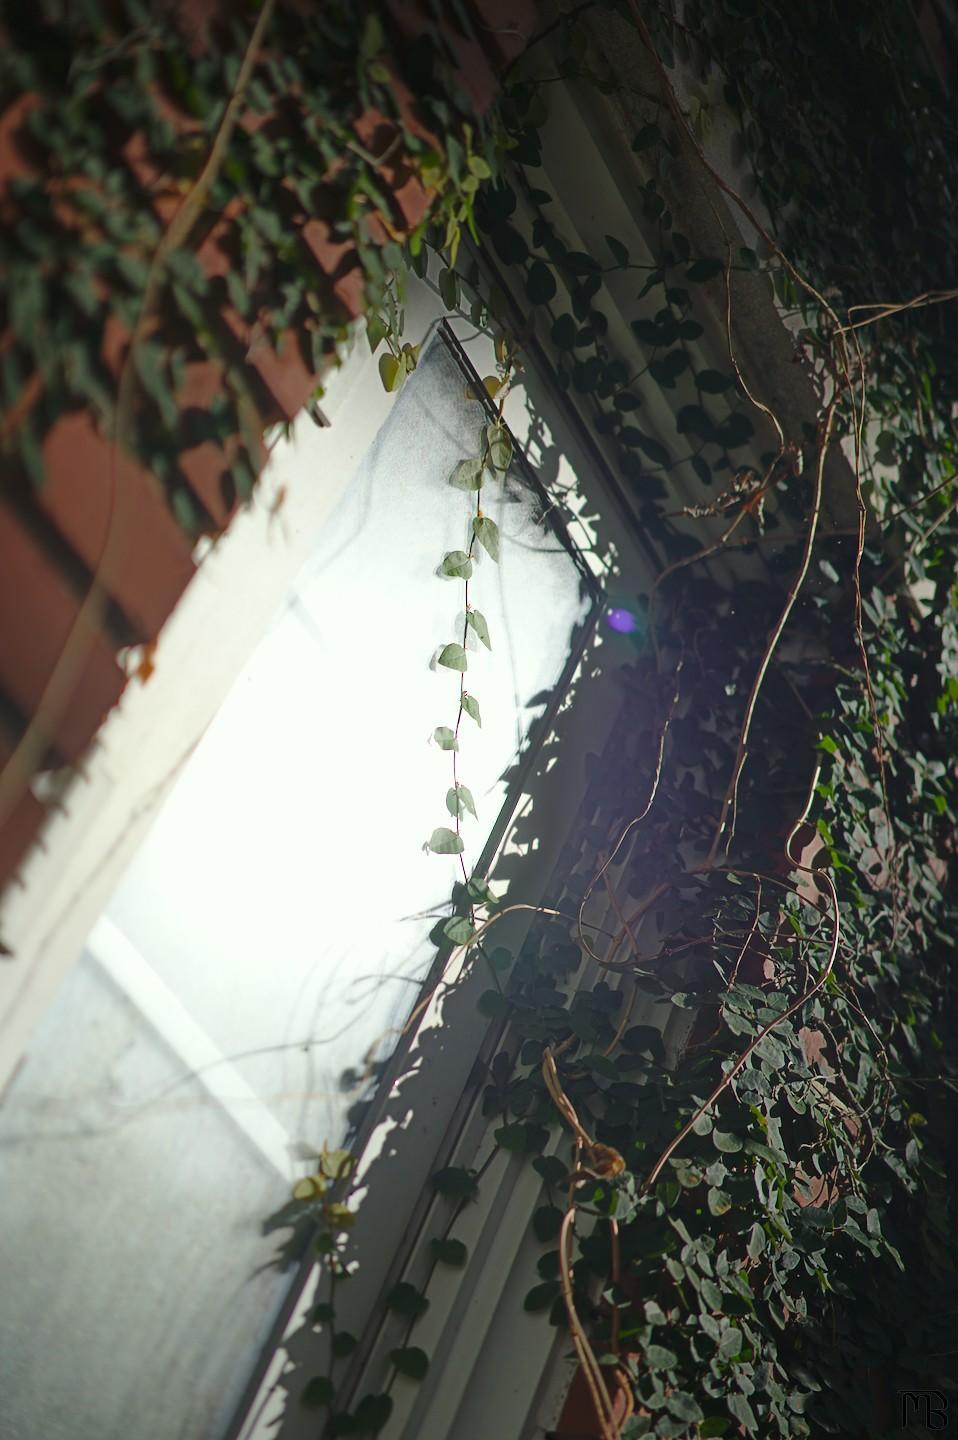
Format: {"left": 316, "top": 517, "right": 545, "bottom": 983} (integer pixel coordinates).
{"left": 433, "top": 726, "right": 459, "bottom": 750}
{"left": 524, "top": 1279, "right": 561, "bottom": 1312}
{"left": 353, "top": 1393, "right": 393, "bottom": 1433}
{"left": 676, "top": 404, "right": 712, "bottom": 437}
{"left": 469, "top": 154, "right": 492, "bottom": 179}
{"left": 360, "top": 13, "right": 385, "bottom": 59}
{"left": 646, "top": 1343, "right": 678, "bottom": 1368}
{"left": 632, "top": 122, "right": 660, "bottom": 151}
{"left": 552, "top": 313, "right": 577, "bottom": 350}
{"left": 302, "top": 1376, "right": 335, "bottom": 1408}
{"left": 462, "top": 693, "right": 481, "bottom": 726}
{"left": 708, "top": 1187, "right": 732, "bottom": 1215}
{"left": 699, "top": 1420, "right": 730, "bottom": 1438}
{"left": 719, "top": 1326, "right": 743, "bottom": 1359}
{"left": 473, "top": 515, "right": 500, "bottom": 561}
{"left": 449, "top": 458, "right": 484, "bottom": 490}
{"left": 534, "top": 1155, "right": 568, "bottom": 1187}
{"left": 133, "top": 341, "right": 177, "bottom": 427}
{"left": 667, "top": 1392, "right": 704, "bottom": 1423}
{"left": 446, "top": 784, "right": 477, "bottom": 819}
{"left": 533, "top": 1205, "right": 564, "bottom": 1242}
{"left": 527, "top": 259, "right": 557, "bottom": 305}
{"left": 466, "top": 876, "right": 496, "bottom": 905}
{"left": 439, "top": 267, "right": 459, "bottom": 310}
{"left": 747, "top": 1222, "right": 766, "bottom": 1260}
{"left": 172, "top": 489, "right": 201, "bottom": 536}
{"left": 485, "top": 423, "right": 513, "bottom": 473}
{"left": 431, "top": 1166, "right": 479, "bottom": 1200}
{"left": 633, "top": 430, "right": 671, "bottom": 466}
{"left": 443, "top": 915, "right": 475, "bottom": 944}
{"left": 686, "top": 257, "right": 723, "bottom": 282}
{"left": 378, "top": 351, "right": 406, "bottom": 392}
{"left": 428, "top": 826, "right": 464, "bottom": 855}
{"left": 606, "top": 234, "right": 630, "bottom": 266}
{"left": 385, "top": 1282, "right": 429, "bottom": 1318}
{"left": 430, "top": 1236, "right": 468, "bottom": 1266}
{"left": 649, "top": 349, "right": 690, "bottom": 387}
{"left": 701, "top": 1278, "right": 723, "bottom": 1311}
{"left": 366, "top": 313, "right": 387, "bottom": 352}
{"left": 713, "top": 1129, "right": 743, "bottom": 1153}
{"left": 564, "top": 251, "right": 600, "bottom": 277}
{"left": 696, "top": 369, "right": 734, "bottom": 393}
{"left": 727, "top": 1394, "right": 757, "bottom": 1431}
{"left": 495, "top": 1121, "right": 543, "bottom": 1152}
{"left": 389, "top": 1346, "right": 429, "bottom": 1380}
{"left": 441, "top": 550, "right": 473, "bottom": 579}
{"left": 467, "top": 609, "right": 491, "bottom": 649}
{"left": 439, "top": 643, "right": 468, "bottom": 671}
{"left": 623, "top": 1419, "right": 652, "bottom": 1438}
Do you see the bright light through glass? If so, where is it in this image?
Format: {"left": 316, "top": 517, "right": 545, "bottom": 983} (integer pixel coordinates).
{"left": 0, "top": 329, "right": 596, "bottom": 1440}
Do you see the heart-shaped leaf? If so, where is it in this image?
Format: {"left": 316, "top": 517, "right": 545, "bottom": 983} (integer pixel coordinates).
{"left": 438, "top": 643, "right": 467, "bottom": 671}
{"left": 473, "top": 515, "right": 500, "bottom": 561}
{"left": 467, "top": 608, "right": 491, "bottom": 649}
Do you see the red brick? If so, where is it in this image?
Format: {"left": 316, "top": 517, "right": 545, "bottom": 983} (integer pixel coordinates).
{"left": 174, "top": 0, "right": 231, "bottom": 57}
{"left": 0, "top": 93, "right": 39, "bottom": 189}
{"left": 470, "top": 0, "right": 537, "bottom": 65}
{"left": 390, "top": 170, "right": 431, "bottom": 230}
{"left": 302, "top": 217, "right": 354, "bottom": 275}
{"left": 0, "top": 345, "right": 42, "bottom": 446}
{"left": 0, "top": 505, "right": 126, "bottom": 762}
{"left": 219, "top": 305, "right": 317, "bottom": 420}
{"left": 336, "top": 266, "right": 366, "bottom": 320}
{"left": 37, "top": 411, "right": 195, "bottom": 642}
{"left": 177, "top": 440, "right": 241, "bottom": 529}
{"left": 301, "top": 219, "right": 367, "bottom": 320}
{"left": 353, "top": 106, "right": 398, "bottom": 159}
{"left": 120, "top": 129, "right": 167, "bottom": 195}
{"left": 381, "top": 63, "right": 442, "bottom": 153}
{"left": 384, "top": 0, "right": 429, "bottom": 42}
{"left": 353, "top": 108, "right": 433, "bottom": 230}
{"left": 251, "top": 328, "right": 319, "bottom": 420}
{"left": 195, "top": 202, "right": 245, "bottom": 280}
{"left": 102, "top": 311, "right": 132, "bottom": 379}
{"left": 179, "top": 356, "right": 223, "bottom": 414}
{"left": 443, "top": 24, "right": 500, "bottom": 114}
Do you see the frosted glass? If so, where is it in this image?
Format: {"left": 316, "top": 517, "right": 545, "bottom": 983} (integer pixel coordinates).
{"left": 0, "top": 330, "right": 593, "bottom": 1440}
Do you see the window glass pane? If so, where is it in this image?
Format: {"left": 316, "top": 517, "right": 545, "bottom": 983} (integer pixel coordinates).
{"left": 0, "top": 329, "right": 595, "bottom": 1440}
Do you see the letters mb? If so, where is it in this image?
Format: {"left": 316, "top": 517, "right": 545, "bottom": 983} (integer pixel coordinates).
{"left": 899, "top": 1390, "right": 949, "bottom": 1430}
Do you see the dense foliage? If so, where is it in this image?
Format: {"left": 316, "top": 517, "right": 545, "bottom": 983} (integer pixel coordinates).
{"left": 369, "top": 5, "right": 958, "bottom": 1437}
{"left": 0, "top": 0, "right": 498, "bottom": 528}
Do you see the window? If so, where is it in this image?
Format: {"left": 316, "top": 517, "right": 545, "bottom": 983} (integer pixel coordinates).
{"left": 0, "top": 310, "right": 602, "bottom": 1440}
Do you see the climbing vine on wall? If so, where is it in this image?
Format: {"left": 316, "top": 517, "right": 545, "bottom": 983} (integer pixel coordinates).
{"left": 0, "top": 0, "right": 508, "bottom": 530}
{"left": 5, "top": 3, "right": 955, "bottom": 1437}
{"left": 285, "top": 5, "right": 958, "bottom": 1438}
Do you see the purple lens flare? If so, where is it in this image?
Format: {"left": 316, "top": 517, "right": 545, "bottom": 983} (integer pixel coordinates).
{"left": 606, "top": 607, "right": 639, "bottom": 634}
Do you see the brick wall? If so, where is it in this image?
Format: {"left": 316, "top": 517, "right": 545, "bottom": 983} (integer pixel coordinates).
{"left": 0, "top": 0, "right": 536, "bottom": 892}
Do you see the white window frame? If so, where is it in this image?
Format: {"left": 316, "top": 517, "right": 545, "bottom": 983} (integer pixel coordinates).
{"left": 0, "top": 257, "right": 656, "bottom": 1440}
